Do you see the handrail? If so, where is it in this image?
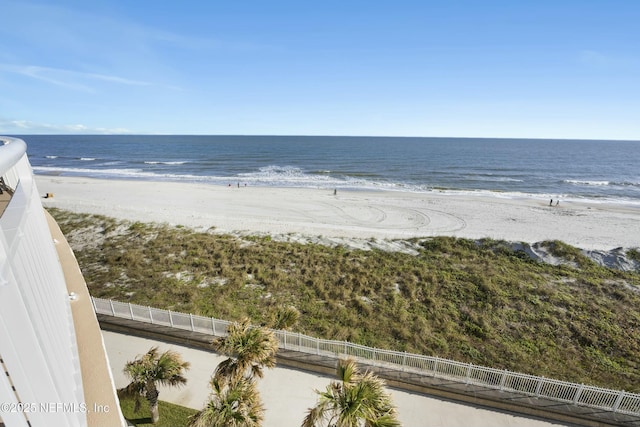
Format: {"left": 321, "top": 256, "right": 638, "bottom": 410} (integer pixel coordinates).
{"left": 0, "top": 136, "right": 27, "bottom": 177}
{"left": 92, "top": 296, "right": 640, "bottom": 417}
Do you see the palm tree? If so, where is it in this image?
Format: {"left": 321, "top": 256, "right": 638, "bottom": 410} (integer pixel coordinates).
{"left": 191, "top": 318, "right": 278, "bottom": 427}
{"left": 119, "top": 346, "right": 190, "bottom": 424}
{"left": 302, "top": 358, "right": 400, "bottom": 427}
{"left": 212, "top": 317, "right": 279, "bottom": 384}
{"left": 189, "top": 377, "right": 264, "bottom": 427}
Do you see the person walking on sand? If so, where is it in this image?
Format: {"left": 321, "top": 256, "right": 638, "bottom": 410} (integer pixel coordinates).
{"left": 549, "top": 199, "right": 553, "bottom": 206}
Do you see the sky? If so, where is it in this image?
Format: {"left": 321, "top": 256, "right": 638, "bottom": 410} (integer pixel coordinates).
{"left": 0, "top": 0, "right": 639, "bottom": 139}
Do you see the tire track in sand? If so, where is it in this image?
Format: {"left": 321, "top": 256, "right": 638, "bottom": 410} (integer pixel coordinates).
{"left": 321, "top": 201, "right": 467, "bottom": 234}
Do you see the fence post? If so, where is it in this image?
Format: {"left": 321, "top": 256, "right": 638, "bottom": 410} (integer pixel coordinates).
{"left": 148, "top": 306, "right": 154, "bottom": 324}
{"left": 499, "top": 370, "right": 507, "bottom": 391}
{"left": 433, "top": 357, "right": 439, "bottom": 376}
{"left": 402, "top": 352, "right": 407, "bottom": 371}
{"left": 283, "top": 330, "right": 287, "bottom": 350}
{"left": 128, "top": 302, "right": 134, "bottom": 320}
{"left": 535, "top": 377, "right": 545, "bottom": 397}
{"left": 465, "top": 364, "right": 473, "bottom": 384}
{"left": 189, "top": 313, "right": 195, "bottom": 331}
{"left": 573, "top": 384, "right": 585, "bottom": 404}
{"left": 169, "top": 310, "right": 174, "bottom": 327}
{"left": 109, "top": 299, "right": 115, "bottom": 316}
{"left": 316, "top": 338, "right": 320, "bottom": 355}
{"left": 612, "top": 390, "right": 626, "bottom": 412}
{"left": 211, "top": 317, "right": 216, "bottom": 335}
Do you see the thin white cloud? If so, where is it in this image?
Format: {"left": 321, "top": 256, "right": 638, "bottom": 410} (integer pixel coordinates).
{"left": 0, "top": 63, "right": 153, "bottom": 91}
{"left": 0, "top": 64, "right": 93, "bottom": 91}
{"left": 82, "top": 71, "right": 153, "bottom": 86}
{"left": 0, "top": 118, "right": 132, "bottom": 134}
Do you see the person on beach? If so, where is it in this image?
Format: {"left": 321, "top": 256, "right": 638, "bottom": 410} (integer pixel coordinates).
{"left": 549, "top": 199, "right": 553, "bottom": 206}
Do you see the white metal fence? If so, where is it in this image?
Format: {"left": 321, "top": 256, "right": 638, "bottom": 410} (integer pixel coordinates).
{"left": 92, "top": 297, "right": 640, "bottom": 417}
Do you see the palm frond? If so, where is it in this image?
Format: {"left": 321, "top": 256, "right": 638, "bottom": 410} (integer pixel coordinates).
{"left": 304, "top": 358, "right": 401, "bottom": 427}
{"left": 301, "top": 403, "right": 329, "bottom": 427}
{"left": 189, "top": 378, "right": 264, "bottom": 427}
{"left": 214, "top": 318, "right": 278, "bottom": 383}
{"left": 336, "top": 358, "right": 359, "bottom": 384}
{"left": 366, "top": 414, "right": 402, "bottom": 427}
{"left": 121, "top": 346, "right": 190, "bottom": 420}
{"left": 214, "top": 358, "right": 240, "bottom": 384}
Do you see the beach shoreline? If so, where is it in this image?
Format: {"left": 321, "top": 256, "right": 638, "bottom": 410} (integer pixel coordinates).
{"left": 36, "top": 175, "right": 640, "bottom": 252}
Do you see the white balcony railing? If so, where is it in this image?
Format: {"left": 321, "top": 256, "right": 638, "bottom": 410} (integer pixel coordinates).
{"left": 0, "top": 137, "right": 86, "bottom": 427}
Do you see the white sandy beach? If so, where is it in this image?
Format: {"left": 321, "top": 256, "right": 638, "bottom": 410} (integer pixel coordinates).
{"left": 36, "top": 175, "right": 639, "bottom": 251}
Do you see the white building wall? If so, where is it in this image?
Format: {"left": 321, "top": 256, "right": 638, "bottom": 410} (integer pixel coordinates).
{"left": 0, "top": 137, "right": 85, "bottom": 426}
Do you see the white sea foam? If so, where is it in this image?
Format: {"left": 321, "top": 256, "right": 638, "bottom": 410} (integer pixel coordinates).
{"left": 240, "top": 165, "right": 304, "bottom": 176}
{"left": 144, "top": 161, "right": 188, "bottom": 165}
{"left": 238, "top": 165, "right": 336, "bottom": 185}
{"left": 79, "top": 157, "right": 96, "bottom": 161}
{"left": 565, "top": 179, "right": 610, "bottom": 186}
{"left": 35, "top": 166, "right": 144, "bottom": 177}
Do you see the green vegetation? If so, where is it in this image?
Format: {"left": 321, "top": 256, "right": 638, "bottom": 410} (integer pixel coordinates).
{"left": 303, "top": 358, "right": 399, "bottom": 427}
{"left": 119, "top": 346, "right": 191, "bottom": 424}
{"left": 190, "top": 318, "right": 277, "bottom": 427}
{"left": 540, "top": 240, "right": 595, "bottom": 269}
{"left": 211, "top": 318, "right": 278, "bottom": 385}
{"left": 190, "top": 378, "right": 263, "bottom": 427}
{"left": 49, "top": 208, "right": 640, "bottom": 392}
{"left": 119, "top": 397, "right": 197, "bottom": 427}
{"left": 628, "top": 248, "right": 640, "bottom": 263}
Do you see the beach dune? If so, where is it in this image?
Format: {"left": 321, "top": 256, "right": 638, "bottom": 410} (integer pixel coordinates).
{"left": 36, "top": 176, "right": 639, "bottom": 251}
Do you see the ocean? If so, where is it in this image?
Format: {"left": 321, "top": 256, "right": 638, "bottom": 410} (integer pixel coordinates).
{"left": 18, "top": 135, "right": 640, "bottom": 205}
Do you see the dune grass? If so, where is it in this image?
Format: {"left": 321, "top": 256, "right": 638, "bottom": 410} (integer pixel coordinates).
{"left": 48, "top": 208, "right": 640, "bottom": 392}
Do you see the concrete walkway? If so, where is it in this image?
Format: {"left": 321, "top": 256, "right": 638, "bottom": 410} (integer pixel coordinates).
{"left": 103, "top": 330, "right": 571, "bottom": 427}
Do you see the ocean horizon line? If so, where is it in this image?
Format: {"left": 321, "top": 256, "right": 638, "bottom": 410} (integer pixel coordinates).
{"left": 10, "top": 133, "right": 640, "bottom": 143}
